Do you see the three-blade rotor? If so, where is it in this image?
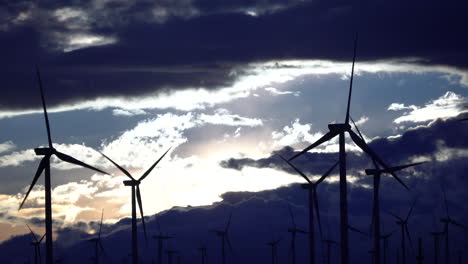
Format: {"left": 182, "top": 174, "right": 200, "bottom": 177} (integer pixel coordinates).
{"left": 100, "top": 147, "right": 171, "bottom": 242}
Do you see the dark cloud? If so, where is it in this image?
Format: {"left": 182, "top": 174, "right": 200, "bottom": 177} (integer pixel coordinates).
{"left": 1, "top": 0, "right": 467, "bottom": 110}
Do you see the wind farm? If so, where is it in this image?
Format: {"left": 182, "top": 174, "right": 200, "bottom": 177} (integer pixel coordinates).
{"left": 1, "top": 1, "right": 468, "bottom": 263}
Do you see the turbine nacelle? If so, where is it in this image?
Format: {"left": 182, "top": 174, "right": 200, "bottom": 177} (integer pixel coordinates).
{"left": 34, "top": 147, "right": 55, "bottom": 156}
{"left": 300, "top": 183, "right": 315, "bottom": 190}
{"left": 328, "top": 123, "right": 351, "bottom": 133}
{"left": 123, "top": 180, "right": 140, "bottom": 186}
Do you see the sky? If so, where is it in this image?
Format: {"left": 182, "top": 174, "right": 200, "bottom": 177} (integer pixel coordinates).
{"left": 1, "top": 0, "right": 468, "bottom": 263}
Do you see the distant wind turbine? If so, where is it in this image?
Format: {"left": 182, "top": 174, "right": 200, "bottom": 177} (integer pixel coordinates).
{"left": 153, "top": 220, "right": 174, "bottom": 264}
{"left": 165, "top": 250, "right": 178, "bottom": 264}
{"left": 288, "top": 36, "right": 402, "bottom": 264}
{"left": 100, "top": 148, "right": 171, "bottom": 264}
{"left": 429, "top": 231, "right": 443, "bottom": 264}
{"left": 266, "top": 239, "right": 280, "bottom": 264}
{"left": 210, "top": 212, "right": 234, "bottom": 264}
{"left": 389, "top": 199, "right": 417, "bottom": 264}
{"left": 197, "top": 243, "right": 208, "bottom": 264}
{"left": 26, "top": 224, "right": 46, "bottom": 264}
{"left": 440, "top": 187, "right": 467, "bottom": 264}
{"left": 279, "top": 155, "right": 338, "bottom": 264}
{"left": 351, "top": 116, "right": 424, "bottom": 264}
{"left": 286, "top": 204, "right": 308, "bottom": 264}
{"left": 88, "top": 209, "right": 106, "bottom": 264}
{"left": 380, "top": 229, "right": 395, "bottom": 264}
{"left": 19, "top": 67, "right": 109, "bottom": 264}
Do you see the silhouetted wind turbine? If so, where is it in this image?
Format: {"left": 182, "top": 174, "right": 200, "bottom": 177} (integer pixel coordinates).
{"left": 350, "top": 117, "right": 423, "bottom": 264}
{"left": 210, "top": 212, "right": 234, "bottom": 264}
{"left": 153, "top": 220, "right": 174, "bottom": 264}
{"left": 100, "top": 148, "right": 170, "bottom": 264}
{"left": 380, "top": 230, "right": 395, "bottom": 264}
{"left": 429, "top": 231, "right": 443, "bottom": 264}
{"left": 197, "top": 243, "right": 208, "bottom": 264}
{"left": 322, "top": 239, "right": 338, "bottom": 264}
{"left": 288, "top": 36, "right": 404, "bottom": 264}
{"left": 441, "top": 188, "right": 467, "bottom": 264}
{"left": 88, "top": 209, "right": 106, "bottom": 264}
{"left": 165, "top": 250, "right": 178, "bottom": 264}
{"left": 280, "top": 155, "right": 338, "bottom": 264}
{"left": 19, "top": 68, "right": 109, "bottom": 264}
{"left": 416, "top": 237, "right": 423, "bottom": 264}
{"left": 286, "top": 204, "right": 307, "bottom": 264}
{"left": 266, "top": 239, "right": 280, "bottom": 264}
{"left": 389, "top": 199, "right": 417, "bottom": 264}
{"left": 27, "top": 224, "right": 46, "bottom": 264}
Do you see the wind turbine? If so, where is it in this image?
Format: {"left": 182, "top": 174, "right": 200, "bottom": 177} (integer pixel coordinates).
{"left": 429, "top": 231, "right": 443, "bottom": 264}
{"left": 266, "top": 239, "right": 280, "bottom": 264}
{"left": 165, "top": 250, "right": 178, "bottom": 264}
{"left": 415, "top": 237, "right": 423, "bottom": 264}
{"left": 440, "top": 188, "right": 467, "bottom": 264}
{"left": 286, "top": 204, "right": 307, "bottom": 264}
{"left": 88, "top": 209, "right": 106, "bottom": 264}
{"left": 100, "top": 148, "right": 170, "bottom": 264}
{"left": 19, "top": 67, "right": 109, "bottom": 264}
{"left": 288, "top": 36, "right": 404, "bottom": 264}
{"left": 389, "top": 199, "right": 417, "bottom": 264}
{"left": 197, "top": 243, "right": 208, "bottom": 264}
{"left": 27, "top": 224, "right": 46, "bottom": 264}
{"left": 380, "top": 230, "right": 395, "bottom": 264}
{"left": 210, "top": 212, "right": 234, "bottom": 264}
{"left": 351, "top": 117, "right": 424, "bottom": 264}
{"left": 280, "top": 155, "right": 338, "bottom": 264}
{"left": 153, "top": 220, "right": 174, "bottom": 264}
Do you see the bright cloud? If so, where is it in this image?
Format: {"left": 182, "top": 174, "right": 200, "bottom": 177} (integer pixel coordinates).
{"left": 389, "top": 91, "right": 467, "bottom": 124}
{"left": 198, "top": 108, "right": 263, "bottom": 127}
{"left": 0, "top": 141, "right": 15, "bottom": 154}
{"left": 272, "top": 119, "right": 323, "bottom": 148}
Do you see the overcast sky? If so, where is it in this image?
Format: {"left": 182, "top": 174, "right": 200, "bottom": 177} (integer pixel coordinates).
{"left": 1, "top": 0, "right": 468, "bottom": 263}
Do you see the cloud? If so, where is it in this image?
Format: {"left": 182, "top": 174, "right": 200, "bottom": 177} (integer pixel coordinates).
{"left": 198, "top": 108, "right": 263, "bottom": 127}
{"left": 271, "top": 119, "right": 325, "bottom": 149}
{"left": 111, "top": 108, "right": 147, "bottom": 117}
{"left": 389, "top": 91, "right": 468, "bottom": 124}
{"left": 2, "top": 0, "right": 468, "bottom": 113}
{"left": 264, "top": 87, "right": 300, "bottom": 96}
{"left": 0, "top": 141, "right": 16, "bottom": 154}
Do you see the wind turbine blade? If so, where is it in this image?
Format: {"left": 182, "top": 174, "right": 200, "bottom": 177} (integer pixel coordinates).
{"left": 405, "top": 225, "right": 414, "bottom": 254}
{"left": 138, "top": 147, "right": 171, "bottom": 181}
{"left": 388, "top": 212, "right": 403, "bottom": 222}
{"left": 26, "top": 224, "right": 38, "bottom": 242}
{"left": 384, "top": 162, "right": 425, "bottom": 173}
{"left": 345, "top": 35, "right": 358, "bottom": 125}
{"left": 350, "top": 116, "right": 365, "bottom": 142}
{"left": 136, "top": 185, "right": 148, "bottom": 243}
{"left": 55, "top": 151, "right": 108, "bottom": 175}
{"left": 98, "top": 151, "right": 134, "bottom": 180}
{"left": 279, "top": 155, "right": 312, "bottom": 184}
{"left": 19, "top": 157, "right": 47, "bottom": 210}
{"left": 315, "top": 160, "right": 339, "bottom": 185}
{"left": 348, "top": 225, "right": 368, "bottom": 237}
{"left": 225, "top": 234, "right": 235, "bottom": 258}
{"left": 98, "top": 209, "right": 104, "bottom": 239}
{"left": 370, "top": 203, "right": 376, "bottom": 236}
{"left": 406, "top": 198, "right": 417, "bottom": 221}
{"left": 442, "top": 186, "right": 449, "bottom": 218}
{"left": 225, "top": 212, "right": 233, "bottom": 232}
{"left": 288, "top": 131, "right": 339, "bottom": 161}
{"left": 348, "top": 130, "right": 409, "bottom": 190}
{"left": 35, "top": 66, "right": 53, "bottom": 148}
{"left": 39, "top": 233, "right": 46, "bottom": 243}
{"left": 313, "top": 189, "right": 323, "bottom": 240}
{"left": 287, "top": 204, "right": 296, "bottom": 228}
{"left": 450, "top": 220, "right": 468, "bottom": 230}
